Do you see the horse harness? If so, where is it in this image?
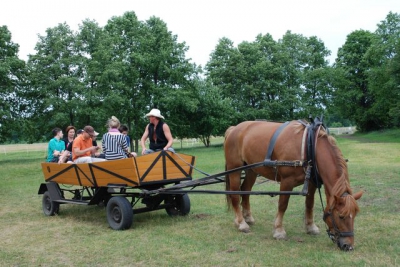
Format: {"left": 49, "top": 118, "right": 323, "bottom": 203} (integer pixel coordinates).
{"left": 263, "top": 117, "right": 353, "bottom": 245}
{"left": 263, "top": 117, "right": 326, "bottom": 188}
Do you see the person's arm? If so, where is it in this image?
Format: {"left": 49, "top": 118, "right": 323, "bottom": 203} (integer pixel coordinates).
{"left": 140, "top": 125, "right": 149, "bottom": 155}
{"left": 49, "top": 140, "right": 63, "bottom": 157}
{"left": 73, "top": 146, "right": 97, "bottom": 157}
{"left": 102, "top": 136, "right": 106, "bottom": 153}
{"left": 58, "top": 149, "right": 69, "bottom": 164}
{"left": 126, "top": 136, "right": 131, "bottom": 152}
{"left": 163, "top": 123, "right": 173, "bottom": 150}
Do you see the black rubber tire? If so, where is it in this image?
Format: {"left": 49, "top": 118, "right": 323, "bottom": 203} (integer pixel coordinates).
{"left": 106, "top": 196, "right": 133, "bottom": 230}
{"left": 42, "top": 191, "right": 60, "bottom": 216}
{"left": 165, "top": 194, "right": 190, "bottom": 216}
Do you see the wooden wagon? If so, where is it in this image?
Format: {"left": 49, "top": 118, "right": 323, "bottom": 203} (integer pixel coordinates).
{"left": 38, "top": 151, "right": 195, "bottom": 230}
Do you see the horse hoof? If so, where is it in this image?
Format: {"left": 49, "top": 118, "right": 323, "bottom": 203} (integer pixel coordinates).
{"left": 306, "top": 224, "right": 320, "bottom": 235}
{"left": 240, "top": 228, "right": 251, "bottom": 233}
{"left": 273, "top": 229, "right": 287, "bottom": 240}
{"left": 238, "top": 221, "right": 250, "bottom": 233}
{"left": 244, "top": 215, "right": 255, "bottom": 225}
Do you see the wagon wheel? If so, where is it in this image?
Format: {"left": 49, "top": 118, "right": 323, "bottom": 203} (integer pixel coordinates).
{"left": 106, "top": 196, "right": 133, "bottom": 230}
{"left": 165, "top": 194, "right": 190, "bottom": 216}
{"left": 42, "top": 191, "right": 60, "bottom": 216}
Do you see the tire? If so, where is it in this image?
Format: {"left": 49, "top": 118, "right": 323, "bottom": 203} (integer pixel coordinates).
{"left": 165, "top": 194, "right": 190, "bottom": 216}
{"left": 42, "top": 191, "right": 60, "bottom": 216}
{"left": 106, "top": 196, "right": 133, "bottom": 230}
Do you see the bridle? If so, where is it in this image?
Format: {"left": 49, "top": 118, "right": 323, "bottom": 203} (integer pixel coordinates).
{"left": 322, "top": 192, "right": 354, "bottom": 247}
{"left": 303, "top": 116, "right": 355, "bottom": 247}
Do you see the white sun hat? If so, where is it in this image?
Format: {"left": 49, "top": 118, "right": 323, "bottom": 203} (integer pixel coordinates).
{"left": 145, "top": 108, "right": 165, "bottom": 119}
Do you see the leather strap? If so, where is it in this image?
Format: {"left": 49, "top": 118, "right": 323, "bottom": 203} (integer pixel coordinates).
{"left": 265, "top": 121, "right": 290, "bottom": 161}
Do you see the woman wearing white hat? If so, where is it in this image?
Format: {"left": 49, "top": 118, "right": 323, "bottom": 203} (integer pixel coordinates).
{"left": 140, "top": 108, "right": 175, "bottom": 155}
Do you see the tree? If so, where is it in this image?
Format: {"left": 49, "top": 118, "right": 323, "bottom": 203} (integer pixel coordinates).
{"left": 191, "top": 80, "right": 233, "bottom": 147}
{"left": 333, "top": 30, "right": 375, "bottom": 132}
{"left": 300, "top": 36, "right": 332, "bottom": 118}
{"left": 206, "top": 31, "right": 333, "bottom": 123}
{"left": 90, "top": 12, "right": 198, "bottom": 151}
{"left": 366, "top": 12, "right": 400, "bottom": 128}
{"left": 0, "top": 26, "right": 26, "bottom": 143}
{"left": 26, "top": 23, "right": 86, "bottom": 140}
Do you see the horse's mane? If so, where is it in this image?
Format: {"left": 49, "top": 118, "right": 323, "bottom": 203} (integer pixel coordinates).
{"left": 293, "top": 121, "right": 359, "bottom": 216}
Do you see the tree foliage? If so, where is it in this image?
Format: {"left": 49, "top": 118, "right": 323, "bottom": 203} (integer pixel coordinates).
{"left": 206, "top": 31, "right": 332, "bottom": 123}
{"left": 1, "top": 11, "right": 400, "bottom": 144}
{"left": 0, "top": 26, "right": 26, "bottom": 142}
{"left": 333, "top": 12, "right": 400, "bottom": 131}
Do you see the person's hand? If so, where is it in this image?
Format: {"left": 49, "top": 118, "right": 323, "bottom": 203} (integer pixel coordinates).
{"left": 131, "top": 152, "right": 137, "bottom": 157}
{"left": 141, "top": 148, "right": 146, "bottom": 155}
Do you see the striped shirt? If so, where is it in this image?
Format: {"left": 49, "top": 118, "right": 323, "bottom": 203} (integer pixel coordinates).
{"left": 102, "top": 133, "right": 128, "bottom": 160}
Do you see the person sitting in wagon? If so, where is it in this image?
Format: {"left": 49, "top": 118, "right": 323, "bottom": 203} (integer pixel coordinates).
{"left": 46, "top": 127, "right": 65, "bottom": 162}
{"left": 102, "top": 116, "right": 137, "bottom": 160}
{"left": 58, "top": 129, "right": 84, "bottom": 164}
{"left": 72, "top": 126, "right": 105, "bottom": 163}
{"left": 140, "top": 108, "right": 174, "bottom": 155}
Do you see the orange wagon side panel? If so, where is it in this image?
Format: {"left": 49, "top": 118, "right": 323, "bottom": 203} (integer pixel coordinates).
{"left": 136, "top": 151, "right": 195, "bottom": 184}
{"left": 41, "top": 163, "right": 94, "bottom": 186}
{"left": 41, "top": 158, "right": 140, "bottom": 187}
{"left": 89, "top": 158, "right": 139, "bottom": 186}
{"left": 41, "top": 151, "right": 195, "bottom": 188}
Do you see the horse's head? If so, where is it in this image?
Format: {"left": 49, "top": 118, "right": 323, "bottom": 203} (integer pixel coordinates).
{"left": 323, "top": 191, "right": 363, "bottom": 251}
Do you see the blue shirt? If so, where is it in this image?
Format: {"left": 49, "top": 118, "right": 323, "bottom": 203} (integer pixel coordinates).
{"left": 46, "top": 138, "right": 65, "bottom": 162}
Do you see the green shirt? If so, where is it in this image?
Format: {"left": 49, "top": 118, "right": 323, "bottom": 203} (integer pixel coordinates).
{"left": 46, "top": 138, "right": 65, "bottom": 162}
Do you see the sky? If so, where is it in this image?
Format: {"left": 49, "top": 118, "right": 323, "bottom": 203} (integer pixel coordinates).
{"left": 1, "top": 0, "right": 399, "bottom": 67}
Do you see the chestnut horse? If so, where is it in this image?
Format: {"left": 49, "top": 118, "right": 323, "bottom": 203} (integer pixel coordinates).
{"left": 224, "top": 120, "right": 363, "bottom": 251}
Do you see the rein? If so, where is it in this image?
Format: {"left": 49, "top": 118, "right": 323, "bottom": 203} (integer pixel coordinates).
{"left": 302, "top": 116, "right": 354, "bottom": 245}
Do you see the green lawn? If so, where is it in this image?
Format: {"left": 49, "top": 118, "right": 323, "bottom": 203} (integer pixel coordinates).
{"left": 0, "top": 132, "right": 399, "bottom": 266}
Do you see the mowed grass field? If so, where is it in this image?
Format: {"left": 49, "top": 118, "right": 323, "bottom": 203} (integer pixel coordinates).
{"left": 0, "top": 131, "right": 399, "bottom": 267}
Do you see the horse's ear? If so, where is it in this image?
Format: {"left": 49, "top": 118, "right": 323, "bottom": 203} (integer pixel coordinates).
{"left": 353, "top": 191, "right": 363, "bottom": 200}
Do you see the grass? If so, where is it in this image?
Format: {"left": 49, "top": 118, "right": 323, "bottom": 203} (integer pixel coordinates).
{"left": 0, "top": 132, "right": 399, "bottom": 266}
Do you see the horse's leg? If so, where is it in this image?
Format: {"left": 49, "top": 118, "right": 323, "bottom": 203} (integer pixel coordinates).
{"left": 273, "top": 177, "right": 298, "bottom": 240}
{"left": 229, "top": 171, "right": 250, "bottom": 233}
{"left": 304, "top": 183, "right": 320, "bottom": 235}
{"left": 241, "top": 170, "right": 257, "bottom": 225}
{"left": 273, "top": 192, "right": 290, "bottom": 239}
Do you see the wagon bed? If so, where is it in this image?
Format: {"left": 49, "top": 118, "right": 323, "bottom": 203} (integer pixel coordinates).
{"left": 38, "top": 151, "right": 196, "bottom": 230}
{"left": 41, "top": 150, "right": 195, "bottom": 187}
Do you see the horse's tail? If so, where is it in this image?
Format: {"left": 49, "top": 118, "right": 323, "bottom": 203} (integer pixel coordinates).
{"left": 224, "top": 126, "right": 235, "bottom": 211}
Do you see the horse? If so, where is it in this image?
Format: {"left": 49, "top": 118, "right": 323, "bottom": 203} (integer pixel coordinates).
{"left": 224, "top": 119, "right": 363, "bottom": 251}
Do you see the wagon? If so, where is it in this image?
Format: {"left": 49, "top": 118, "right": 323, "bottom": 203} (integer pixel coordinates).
{"left": 38, "top": 151, "right": 196, "bottom": 230}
